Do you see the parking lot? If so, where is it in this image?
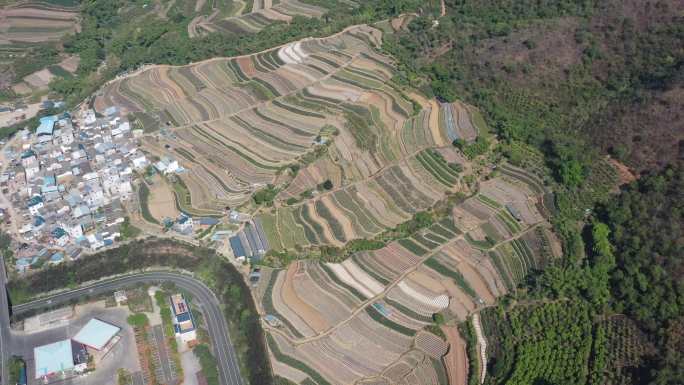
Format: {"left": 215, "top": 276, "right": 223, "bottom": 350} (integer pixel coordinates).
{"left": 10, "top": 301, "right": 143, "bottom": 385}
{"left": 147, "top": 325, "right": 179, "bottom": 385}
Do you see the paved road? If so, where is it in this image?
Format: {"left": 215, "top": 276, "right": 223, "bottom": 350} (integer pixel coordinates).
{"left": 6, "top": 271, "right": 244, "bottom": 385}
{"left": 0, "top": 256, "right": 11, "bottom": 385}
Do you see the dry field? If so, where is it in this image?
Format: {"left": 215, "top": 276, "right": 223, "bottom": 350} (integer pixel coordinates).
{"left": 257, "top": 171, "right": 558, "bottom": 384}
{"left": 147, "top": 176, "right": 181, "bottom": 222}
{"left": 0, "top": 2, "right": 79, "bottom": 44}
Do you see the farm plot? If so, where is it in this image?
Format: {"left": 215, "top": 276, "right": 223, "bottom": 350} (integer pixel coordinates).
{"left": 265, "top": 264, "right": 449, "bottom": 383}
{"left": 99, "top": 26, "right": 453, "bottom": 211}
{"left": 194, "top": 0, "right": 353, "bottom": 37}
{"left": 439, "top": 101, "right": 480, "bottom": 143}
{"left": 487, "top": 228, "right": 551, "bottom": 290}
{"left": 261, "top": 155, "right": 462, "bottom": 248}
{"left": 0, "top": 2, "right": 79, "bottom": 44}
{"left": 147, "top": 176, "right": 181, "bottom": 222}
{"left": 262, "top": 175, "right": 561, "bottom": 384}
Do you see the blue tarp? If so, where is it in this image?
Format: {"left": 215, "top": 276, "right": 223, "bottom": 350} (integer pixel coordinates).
{"left": 19, "top": 365, "right": 26, "bottom": 385}
{"left": 50, "top": 252, "right": 64, "bottom": 263}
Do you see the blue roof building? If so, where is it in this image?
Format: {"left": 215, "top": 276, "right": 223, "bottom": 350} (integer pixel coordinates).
{"left": 229, "top": 236, "right": 246, "bottom": 258}
{"left": 72, "top": 319, "right": 121, "bottom": 350}
{"left": 16, "top": 258, "right": 31, "bottom": 271}
{"left": 198, "top": 217, "right": 219, "bottom": 226}
{"left": 27, "top": 196, "right": 43, "bottom": 208}
{"left": 20, "top": 149, "right": 36, "bottom": 159}
{"left": 50, "top": 252, "right": 64, "bottom": 264}
{"left": 33, "top": 340, "right": 76, "bottom": 378}
{"left": 33, "top": 216, "right": 45, "bottom": 228}
{"left": 36, "top": 115, "right": 57, "bottom": 136}
{"left": 170, "top": 294, "right": 197, "bottom": 342}
{"left": 52, "top": 227, "right": 67, "bottom": 239}
{"left": 42, "top": 175, "right": 56, "bottom": 187}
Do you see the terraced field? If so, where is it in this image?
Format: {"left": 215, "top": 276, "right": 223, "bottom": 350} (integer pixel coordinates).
{"left": 0, "top": 2, "right": 79, "bottom": 45}
{"left": 92, "top": 20, "right": 563, "bottom": 384}
{"left": 189, "top": 0, "right": 358, "bottom": 37}
{"left": 256, "top": 171, "right": 559, "bottom": 384}
{"left": 96, "top": 25, "right": 473, "bottom": 215}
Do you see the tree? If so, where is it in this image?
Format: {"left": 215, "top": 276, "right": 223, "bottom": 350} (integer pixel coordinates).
{"left": 558, "top": 159, "right": 585, "bottom": 187}
{"left": 433, "top": 313, "right": 445, "bottom": 325}
{"left": 194, "top": 344, "right": 220, "bottom": 385}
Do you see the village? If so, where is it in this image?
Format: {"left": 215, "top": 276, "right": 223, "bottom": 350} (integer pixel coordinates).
{"left": 0, "top": 105, "right": 150, "bottom": 271}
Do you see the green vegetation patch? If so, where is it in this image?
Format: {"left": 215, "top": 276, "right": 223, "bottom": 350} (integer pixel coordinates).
{"left": 482, "top": 302, "right": 594, "bottom": 385}
{"left": 397, "top": 238, "right": 428, "bottom": 256}
{"left": 137, "top": 182, "right": 160, "bottom": 225}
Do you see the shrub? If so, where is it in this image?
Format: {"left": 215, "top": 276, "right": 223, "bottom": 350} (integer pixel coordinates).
{"left": 127, "top": 313, "right": 149, "bottom": 327}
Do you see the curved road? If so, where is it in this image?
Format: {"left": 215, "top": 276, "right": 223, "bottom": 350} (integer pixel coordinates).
{"left": 7, "top": 272, "right": 244, "bottom": 385}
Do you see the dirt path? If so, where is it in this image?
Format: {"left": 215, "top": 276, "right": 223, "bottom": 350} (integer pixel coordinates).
{"left": 472, "top": 313, "right": 487, "bottom": 384}
{"left": 0, "top": 101, "right": 42, "bottom": 127}
{"left": 442, "top": 325, "right": 467, "bottom": 385}
{"left": 0, "top": 136, "right": 22, "bottom": 236}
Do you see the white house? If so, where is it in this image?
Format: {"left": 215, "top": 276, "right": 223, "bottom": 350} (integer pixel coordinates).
{"left": 65, "top": 223, "right": 83, "bottom": 238}
{"left": 86, "top": 233, "right": 104, "bottom": 250}
{"left": 154, "top": 157, "right": 180, "bottom": 175}
{"left": 132, "top": 155, "right": 148, "bottom": 170}
{"left": 27, "top": 196, "right": 44, "bottom": 216}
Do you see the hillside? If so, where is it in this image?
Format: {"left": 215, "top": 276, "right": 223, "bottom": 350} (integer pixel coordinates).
{"left": 1, "top": 1, "right": 682, "bottom": 385}
{"left": 384, "top": 0, "right": 683, "bottom": 174}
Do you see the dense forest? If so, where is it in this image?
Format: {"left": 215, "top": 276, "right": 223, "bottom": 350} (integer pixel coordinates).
{"left": 385, "top": 0, "right": 683, "bottom": 175}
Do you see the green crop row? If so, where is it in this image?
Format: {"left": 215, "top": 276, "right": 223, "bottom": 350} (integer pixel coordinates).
{"left": 477, "top": 194, "right": 502, "bottom": 209}
{"left": 398, "top": 238, "right": 428, "bottom": 256}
